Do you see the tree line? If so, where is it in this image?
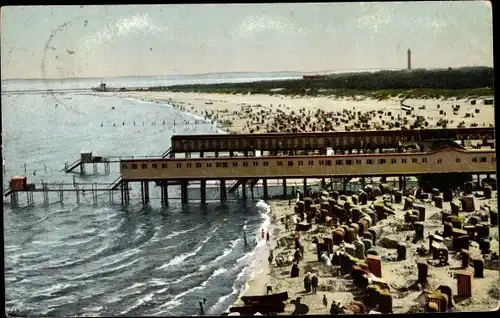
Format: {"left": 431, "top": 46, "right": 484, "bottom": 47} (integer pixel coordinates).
{"left": 144, "top": 66, "right": 493, "bottom": 96}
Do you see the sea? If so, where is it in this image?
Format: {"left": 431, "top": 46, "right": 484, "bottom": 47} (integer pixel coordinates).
{"left": 2, "top": 72, "right": 303, "bottom": 317}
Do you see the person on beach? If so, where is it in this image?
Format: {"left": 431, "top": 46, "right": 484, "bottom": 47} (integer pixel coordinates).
{"left": 243, "top": 231, "right": 248, "bottom": 247}
{"left": 304, "top": 273, "right": 312, "bottom": 293}
{"left": 311, "top": 275, "right": 319, "bottom": 294}
{"left": 323, "top": 295, "right": 328, "bottom": 308}
{"left": 261, "top": 229, "right": 265, "bottom": 239}
{"left": 266, "top": 231, "right": 270, "bottom": 243}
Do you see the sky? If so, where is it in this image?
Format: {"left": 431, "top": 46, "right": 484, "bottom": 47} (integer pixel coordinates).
{"left": 0, "top": 2, "right": 494, "bottom": 79}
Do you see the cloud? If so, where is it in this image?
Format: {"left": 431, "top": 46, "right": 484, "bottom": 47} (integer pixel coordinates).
{"left": 232, "top": 16, "right": 290, "bottom": 40}
{"left": 79, "top": 14, "right": 168, "bottom": 52}
{"left": 356, "top": 5, "right": 394, "bottom": 33}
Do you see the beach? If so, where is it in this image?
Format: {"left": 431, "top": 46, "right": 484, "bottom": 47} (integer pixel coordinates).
{"left": 233, "top": 195, "right": 499, "bottom": 314}
{"left": 110, "top": 90, "right": 499, "bottom": 314}
{"left": 114, "top": 91, "right": 495, "bottom": 134}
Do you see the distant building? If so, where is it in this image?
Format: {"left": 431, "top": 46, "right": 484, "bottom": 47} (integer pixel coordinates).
{"left": 407, "top": 49, "right": 412, "bottom": 70}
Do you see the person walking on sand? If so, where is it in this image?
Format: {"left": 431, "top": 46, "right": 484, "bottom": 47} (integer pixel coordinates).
{"left": 243, "top": 231, "right": 248, "bottom": 247}
{"left": 266, "top": 231, "right": 270, "bottom": 243}
{"left": 311, "top": 275, "right": 319, "bottom": 294}
{"left": 261, "top": 229, "right": 265, "bottom": 239}
{"left": 323, "top": 295, "right": 328, "bottom": 308}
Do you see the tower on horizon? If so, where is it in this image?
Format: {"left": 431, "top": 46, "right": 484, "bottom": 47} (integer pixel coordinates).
{"left": 407, "top": 49, "right": 412, "bottom": 70}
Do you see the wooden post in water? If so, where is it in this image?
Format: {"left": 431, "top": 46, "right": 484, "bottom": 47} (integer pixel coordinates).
{"left": 220, "top": 180, "right": 227, "bottom": 202}
{"left": 59, "top": 183, "right": 64, "bottom": 203}
{"left": 282, "top": 178, "right": 287, "bottom": 198}
{"left": 104, "top": 160, "right": 110, "bottom": 174}
{"left": 144, "top": 181, "right": 149, "bottom": 204}
{"left": 76, "top": 184, "right": 80, "bottom": 204}
{"left": 181, "top": 180, "right": 188, "bottom": 204}
{"left": 263, "top": 178, "right": 268, "bottom": 201}
{"left": 200, "top": 180, "right": 206, "bottom": 203}
{"left": 120, "top": 182, "right": 124, "bottom": 206}
{"left": 26, "top": 191, "right": 34, "bottom": 206}
{"left": 11, "top": 192, "right": 19, "bottom": 207}
{"left": 241, "top": 179, "right": 247, "bottom": 200}
{"left": 43, "top": 184, "right": 49, "bottom": 205}
{"left": 92, "top": 183, "right": 98, "bottom": 204}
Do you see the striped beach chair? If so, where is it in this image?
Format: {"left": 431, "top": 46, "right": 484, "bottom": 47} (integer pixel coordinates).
{"left": 367, "top": 254, "right": 382, "bottom": 278}
{"left": 456, "top": 271, "right": 472, "bottom": 297}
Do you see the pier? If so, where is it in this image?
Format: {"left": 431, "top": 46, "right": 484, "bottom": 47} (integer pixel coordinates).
{"left": 4, "top": 129, "right": 496, "bottom": 208}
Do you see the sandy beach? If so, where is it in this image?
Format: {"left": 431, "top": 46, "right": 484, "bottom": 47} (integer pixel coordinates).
{"left": 233, "top": 194, "right": 499, "bottom": 314}
{"left": 114, "top": 91, "right": 495, "bottom": 134}
{"left": 112, "top": 90, "right": 498, "bottom": 314}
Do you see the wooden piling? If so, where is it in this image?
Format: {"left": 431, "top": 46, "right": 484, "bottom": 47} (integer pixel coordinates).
{"left": 200, "top": 180, "right": 206, "bottom": 203}
{"left": 262, "top": 179, "right": 268, "bottom": 200}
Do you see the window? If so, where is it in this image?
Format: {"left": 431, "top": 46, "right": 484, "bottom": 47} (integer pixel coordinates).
{"left": 187, "top": 163, "right": 192, "bottom": 168}
{"left": 222, "top": 162, "right": 228, "bottom": 168}
{"left": 472, "top": 157, "right": 478, "bottom": 163}
{"left": 197, "top": 163, "right": 202, "bottom": 168}
{"left": 121, "top": 164, "right": 127, "bottom": 169}
{"left": 391, "top": 159, "right": 396, "bottom": 164}
{"left": 319, "top": 160, "right": 324, "bottom": 165}
{"left": 437, "top": 159, "right": 443, "bottom": 164}
{"left": 378, "top": 159, "right": 386, "bottom": 164}
{"left": 216, "top": 162, "right": 222, "bottom": 168}
{"left": 263, "top": 162, "right": 269, "bottom": 166}
{"left": 288, "top": 161, "right": 293, "bottom": 166}
{"left": 356, "top": 160, "right": 362, "bottom": 165}
{"left": 345, "top": 160, "right": 352, "bottom": 165}
{"left": 131, "top": 164, "right": 138, "bottom": 169}
{"left": 233, "top": 162, "right": 238, "bottom": 167}
{"left": 412, "top": 158, "right": 418, "bottom": 163}
{"left": 278, "top": 161, "right": 283, "bottom": 166}
{"left": 177, "top": 163, "right": 182, "bottom": 168}
{"left": 308, "top": 160, "right": 314, "bottom": 166}
{"left": 207, "top": 163, "right": 212, "bottom": 167}
{"left": 142, "top": 163, "right": 148, "bottom": 169}
{"left": 152, "top": 163, "right": 158, "bottom": 169}
{"left": 298, "top": 161, "right": 303, "bottom": 166}
{"left": 325, "top": 160, "right": 332, "bottom": 166}
{"left": 456, "top": 158, "right": 461, "bottom": 163}
{"left": 421, "top": 158, "right": 427, "bottom": 163}
{"left": 336, "top": 160, "right": 343, "bottom": 165}
{"left": 162, "top": 163, "right": 168, "bottom": 168}
{"left": 253, "top": 162, "right": 259, "bottom": 167}
{"left": 243, "top": 162, "right": 248, "bottom": 167}
{"left": 402, "top": 159, "right": 407, "bottom": 163}
{"left": 366, "top": 159, "right": 373, "bottom": 164}
{"left": 480, "top": 157, "right": 487, "bottom": 163}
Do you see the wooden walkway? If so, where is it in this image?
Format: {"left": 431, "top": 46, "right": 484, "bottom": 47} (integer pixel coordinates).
{"left": 62, "top": 147, "right": 172, "bottom": 174}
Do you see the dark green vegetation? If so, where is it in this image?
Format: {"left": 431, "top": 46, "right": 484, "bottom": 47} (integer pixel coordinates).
{"left": 141, "top": 67, "right": 493, "bottom": 99}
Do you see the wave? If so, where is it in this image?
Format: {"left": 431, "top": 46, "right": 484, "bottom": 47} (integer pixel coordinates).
{"left": 158, "top": 226, "right": 219, "bottom": 270}
{"left": 163, "top": 224, "right": 203, "bottom": 240}
{"left": 199, "top": 238, "right": 240, "bottom": 271}
{"left": 255, "top": 200, "right": 270, "bottom": 214}
{"left": 158, "top": 267, "right": 229, "bottom": 312}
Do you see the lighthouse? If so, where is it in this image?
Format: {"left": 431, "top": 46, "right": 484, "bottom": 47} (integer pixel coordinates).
{"left": 407, "top": 49, "right": 412, "bottom": 70}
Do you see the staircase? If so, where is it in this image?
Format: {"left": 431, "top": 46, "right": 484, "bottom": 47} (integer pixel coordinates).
{"left": 162, "top": 147, "right": 172, "bottom": 158}
{"left": 63, "top": 159, "right": 82, "bottom": 173}
{"left": 108, "top": 176, "right": 123, "bottom": 190}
